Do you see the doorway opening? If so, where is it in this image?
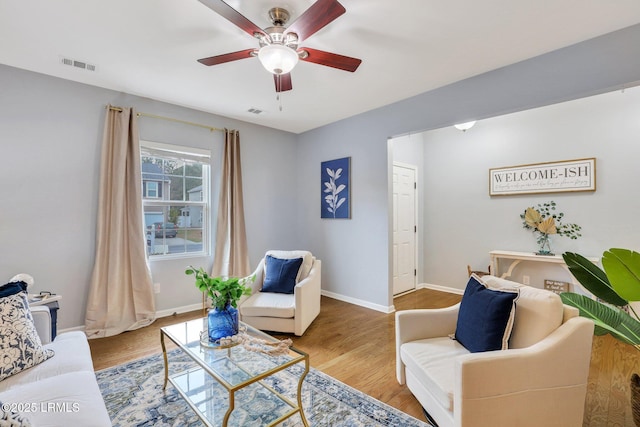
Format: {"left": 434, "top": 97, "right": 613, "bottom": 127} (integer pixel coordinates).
{"left": 392, "top": 162, "right": 417, "bottom": 296}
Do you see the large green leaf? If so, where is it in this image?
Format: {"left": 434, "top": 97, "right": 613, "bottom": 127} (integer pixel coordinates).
{"left": 560, "top": 292, "right": 640, "bottom": 346}
{"left": 603, "top": 248, "right": 640, "bottom": 302}
{"left": 593, "top": 325, "right": 609, "bottom": 336}
{"left": 617, "top": 307, "right": 640, "bottom": 346}
{"left": 562, "top": 252, "right": 627, "bottom": 306}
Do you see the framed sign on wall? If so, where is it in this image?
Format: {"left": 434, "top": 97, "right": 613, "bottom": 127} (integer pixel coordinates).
{"left": 489, "top": 158, "right": 596, "bottom": 196}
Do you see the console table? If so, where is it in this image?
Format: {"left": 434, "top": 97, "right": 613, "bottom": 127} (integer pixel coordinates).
{"left": 489, "top": 250, "right": 599, "bottom": 294}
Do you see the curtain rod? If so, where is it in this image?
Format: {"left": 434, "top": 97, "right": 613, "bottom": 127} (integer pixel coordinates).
{"left": 107, "top": 105, "right": 223, "bottom": 132}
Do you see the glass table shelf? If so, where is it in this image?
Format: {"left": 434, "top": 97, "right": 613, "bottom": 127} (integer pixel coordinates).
{"left": 161, "top": 318, "right": 309, "bottom": 426}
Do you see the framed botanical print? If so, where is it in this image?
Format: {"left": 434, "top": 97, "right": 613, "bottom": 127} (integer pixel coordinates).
{"left": 321, "top": 157, "right": 350, "bottom": 219}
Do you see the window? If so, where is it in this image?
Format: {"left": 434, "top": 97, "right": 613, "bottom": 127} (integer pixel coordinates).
{"left": 145, "top": 181, "right": 159, "bottom": 198}
{"left": 140, "top": 140, "right": 210, "bottom": 258}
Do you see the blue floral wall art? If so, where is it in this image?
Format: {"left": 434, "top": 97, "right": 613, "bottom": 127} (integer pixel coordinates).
{"left": 321, "top": 157, "right": 350, "bottom": 219}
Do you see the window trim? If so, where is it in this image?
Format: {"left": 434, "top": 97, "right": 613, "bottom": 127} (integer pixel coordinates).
{"left": 141, "top": 140, "right": 211, "bottom": 260}
{"left": 145, "top": 181, "right": 159, "bottom": 198}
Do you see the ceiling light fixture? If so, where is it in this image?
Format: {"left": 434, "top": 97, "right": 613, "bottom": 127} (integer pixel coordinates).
{"left": 258, "top": 44, "right": 299, "bottom": 75}
{"left": 453, "top": 121, "right": 476, "bottom": 132}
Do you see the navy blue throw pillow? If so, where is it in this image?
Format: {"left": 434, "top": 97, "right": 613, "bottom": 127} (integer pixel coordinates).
{"left": 454, "top": 275, "right": 519, "bottom": 353}
{"left": 262, "top": 256, "right": 303, "bottom": 294}
{"left": 0, "top": 281, "right": 28, "bottom": 298}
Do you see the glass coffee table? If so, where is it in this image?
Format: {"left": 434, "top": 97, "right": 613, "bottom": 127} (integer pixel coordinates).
{"left": 160, "top": 318, "right": 309, "bottom": 426}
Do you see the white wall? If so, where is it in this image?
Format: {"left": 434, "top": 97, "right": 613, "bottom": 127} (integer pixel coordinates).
{"left": 0, "top": 64, "right": 298, "bottom": 329}
{"left": 420, "top": 86, "right": 640, "bottom": 290}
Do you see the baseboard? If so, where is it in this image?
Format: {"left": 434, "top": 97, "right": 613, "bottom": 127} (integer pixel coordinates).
{"left": 321, "top": 290, "right": 394, "bottom": 314}
{"left": 321, "top": 284, "right": 463, "bottom": 314}
{"left": 418, "top": 282, "right": 464, "bottom": 295}
{"left": 154, "top": 302, "right": 202, "bottom": 318}
{"left": 60, "top": 303, "right": 203, "bottom": 335}
{"left": 63, "top": 287, "right": 461, "bottom": 335}
{"left": 66, "top": 286, "right": 462, "bottom": 334}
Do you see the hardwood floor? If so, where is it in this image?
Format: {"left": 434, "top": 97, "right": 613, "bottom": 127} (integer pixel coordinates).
{"left": 88, "top": 288, "right": 461, "bottom": 422}
{"left": 89, "top": 288, "right": 640, "bottom": 426}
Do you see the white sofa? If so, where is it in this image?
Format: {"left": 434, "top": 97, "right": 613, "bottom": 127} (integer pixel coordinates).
{"left": 396, "top": 275, "right": 594, "bottom": 427}
{"left": 239, "top": 250, "right": 321, "bottom": 336}
{"left": 0, "top": 305, "right": 111, "bottom": 426}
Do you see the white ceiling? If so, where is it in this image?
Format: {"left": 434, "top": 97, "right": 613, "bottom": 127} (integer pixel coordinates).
{"left": 2, "top": 1, "right": 640, "bottom": 134}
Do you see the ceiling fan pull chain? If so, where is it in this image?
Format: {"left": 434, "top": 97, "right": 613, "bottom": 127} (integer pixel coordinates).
{"left": 277, "top": 75, "right": 283, "bottom": 111}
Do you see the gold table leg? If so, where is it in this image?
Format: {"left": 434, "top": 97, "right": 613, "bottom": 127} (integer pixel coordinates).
{"left": 223, "top": 392, "right": 235, "bottom": 426}
{"left": 297, "top": 355, "right": 310, "bottom": 427}
{"left": 161, "top": 331, "right": 169, "bottom": 390}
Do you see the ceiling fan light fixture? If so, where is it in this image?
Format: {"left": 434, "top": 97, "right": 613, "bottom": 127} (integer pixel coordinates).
{"left": 258, "top": 44, "right": 299, "bottom": 75}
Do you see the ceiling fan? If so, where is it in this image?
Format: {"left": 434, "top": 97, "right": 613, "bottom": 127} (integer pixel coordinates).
{"left": 197, "top": 0, "right": 362, "bottom": 92}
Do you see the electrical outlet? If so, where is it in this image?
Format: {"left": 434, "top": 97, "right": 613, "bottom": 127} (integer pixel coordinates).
{"left": 154, "top": 282, "right": 161, "bottom": 293}
{"left": 522, "top": 275, "right": 530, "bottom": 285}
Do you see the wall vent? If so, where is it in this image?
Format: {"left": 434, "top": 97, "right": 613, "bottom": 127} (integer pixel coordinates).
{"left": 60, "top": 56, "right": 97, "bottom": 72}
{"left": 247, "top": 108, "right": 263, "bottom": 115}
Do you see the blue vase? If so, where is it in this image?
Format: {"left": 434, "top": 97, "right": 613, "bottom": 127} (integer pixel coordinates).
{"left": 207, "top": 303, "right": 239, "bottom": 342}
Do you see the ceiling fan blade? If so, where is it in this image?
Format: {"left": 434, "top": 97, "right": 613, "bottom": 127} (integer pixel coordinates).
{"left": 299, "top": 48, "right": 361, "bottom": 72}
{"left": 274, "top": 73, "right": 293, "bottom": 92}
{"left": 198, "top": 48, "right": 256, "bottom": 66}
{"left": 198, "top": 0, "right": 266, "bottom": 38}
{"left": 284, "top": 0, "right": 346, "bottom": 43}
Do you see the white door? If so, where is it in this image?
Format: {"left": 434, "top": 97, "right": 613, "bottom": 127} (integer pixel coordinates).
{"left": 393, "top": 163, "right": 417, "bottom": 295}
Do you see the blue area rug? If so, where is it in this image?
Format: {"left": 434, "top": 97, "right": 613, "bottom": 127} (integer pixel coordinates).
{"left": 96, "top": 348, "right": 431, "bottom": 426}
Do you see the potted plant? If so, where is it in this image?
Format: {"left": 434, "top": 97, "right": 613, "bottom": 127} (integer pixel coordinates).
{"left": 560, "top": 249, "right": 640, "bottom": 426}
{"left": 185, "top": 266, "right": 253, "bottom": 343}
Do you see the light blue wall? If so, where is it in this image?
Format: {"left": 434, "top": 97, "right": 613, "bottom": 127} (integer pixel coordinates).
{"left": 295, "top": 119, "right": 392, "bottom": 310}
{"left": 295, "top": 23, "right": 640, "bottom": 310}
{"left": 0, "top": 64, "right": 298, "bottom": 329}
{"left": 3, "top": 23, "right": 640, "bottom": 328}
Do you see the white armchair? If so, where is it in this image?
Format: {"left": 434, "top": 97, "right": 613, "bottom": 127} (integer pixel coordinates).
{"left": 396, "top": 275, "right": 594, "bottom": 427}
{"left": 239, "top": 250, "right": 321, "bottom": 336}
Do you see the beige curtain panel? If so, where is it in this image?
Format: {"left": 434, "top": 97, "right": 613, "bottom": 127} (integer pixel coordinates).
{"left": 212, "top": 129, "right": 250, "bottom": 278}
{"left": 85, "top": 106, "right": 156, "bottom": 338}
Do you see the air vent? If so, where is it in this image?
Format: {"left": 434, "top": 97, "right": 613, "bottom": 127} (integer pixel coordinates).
{"left": 60, "top": 56, "right": 97, "bottom": 72}
{"left": 247, "top": 108, "right": 264, "bottom": 115}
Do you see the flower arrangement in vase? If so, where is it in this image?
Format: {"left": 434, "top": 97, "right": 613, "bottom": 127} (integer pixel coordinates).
{"left": 520, "top": 201, "right": 581, "bottom": 255}
{"left": 185, "top": 266, "right": 253, "bottom": 343}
